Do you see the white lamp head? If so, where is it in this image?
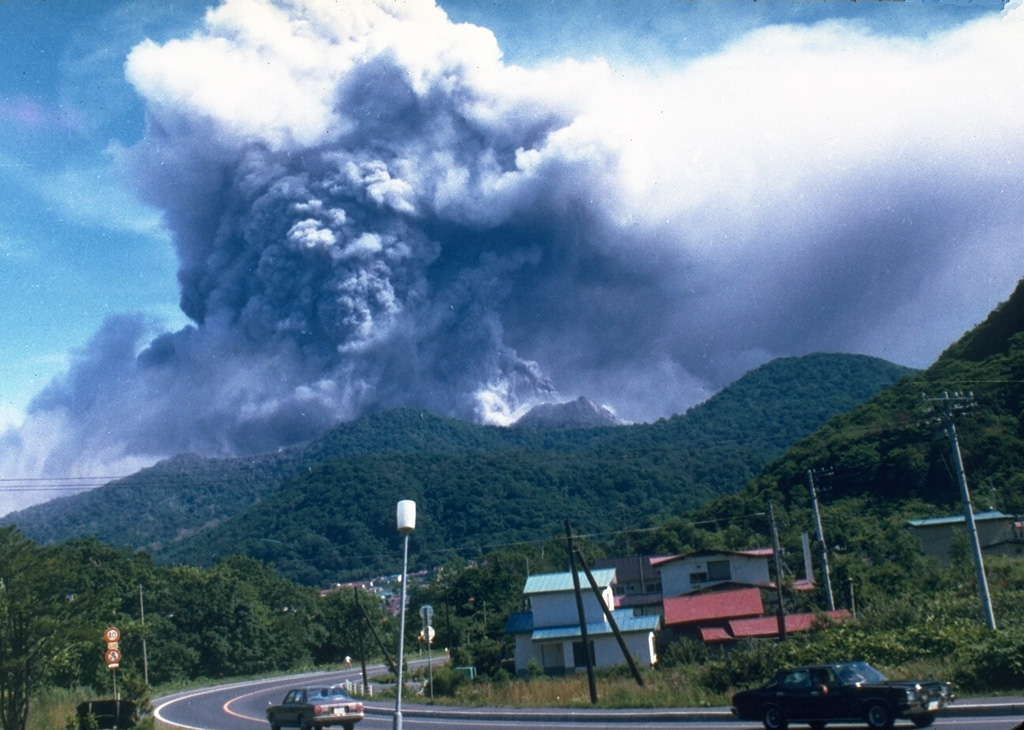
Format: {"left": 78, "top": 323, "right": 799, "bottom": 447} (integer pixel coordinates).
{"left": 397, "top": 500, "right": 416, "bottom": 535}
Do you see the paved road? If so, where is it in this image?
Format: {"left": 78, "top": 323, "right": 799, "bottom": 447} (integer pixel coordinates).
{"left": 154, "top": 668, "right": 1024, "bottom": 730}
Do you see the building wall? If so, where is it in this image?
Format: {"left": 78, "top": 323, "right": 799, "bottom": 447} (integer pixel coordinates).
{"left": 660, "top": 554, "right": 770, "bottom": 597}
{"left": 514, "top": 632, "right": 657, "bottom": 676}
{"left": 913, "top": 517, "right": 1020, "bottom": 565}
{"left": 530, "top": 586, "right": 613, "bottom": 628}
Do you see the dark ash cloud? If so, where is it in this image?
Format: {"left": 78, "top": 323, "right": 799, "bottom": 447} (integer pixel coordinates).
{"left": 2, "top": 0, "right": 1022, "bottom": 510}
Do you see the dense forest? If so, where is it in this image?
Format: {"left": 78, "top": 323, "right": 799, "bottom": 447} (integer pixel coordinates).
{"left": 3, "top": 352, "right": 912, "bottom": 586}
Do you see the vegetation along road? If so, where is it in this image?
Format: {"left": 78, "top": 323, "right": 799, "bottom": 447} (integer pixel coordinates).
{"left": 155, "top": 668, "right": 1023, "bottom": 730}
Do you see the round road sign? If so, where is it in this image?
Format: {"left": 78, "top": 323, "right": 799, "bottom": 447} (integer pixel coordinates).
{"left": 105, "top": 627, "right": 120, "bottom": 643}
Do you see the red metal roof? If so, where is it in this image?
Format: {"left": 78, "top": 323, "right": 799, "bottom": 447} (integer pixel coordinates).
{"left": 729, "top": 610, "right": 851, "bottom": 638}
{"left": 699, "top": 626, "right": 733, "bottom": 643}
{"left": 663, "top": 587, "right": 764, "bottom": 626}
{"left": 651, "top": 548, "right": 773, "bottom": 567}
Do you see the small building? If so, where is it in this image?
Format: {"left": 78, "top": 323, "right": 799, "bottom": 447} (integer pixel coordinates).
{"left": 593, "top": 555, "right": 665, "bottom": 615}
{"left": 653, "top": 548, "right": 773, "bottom": 598}
{"left": 505, "top": 568, "right": 659, "bottom": 676}
{"left": 908, "top": 511, "right": 1024, "bottom": 565}
{"left": 662, "top": 586, "right": 765, "bottom": 642}
{"left": 662, "top": 586, "right": 850, "bottom": 645}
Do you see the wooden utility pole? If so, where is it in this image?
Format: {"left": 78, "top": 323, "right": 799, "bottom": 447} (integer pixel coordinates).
{"left": 768, "top": 502, "right": 787, "bottom": 641}
{"left": 565, "top": 520, "right": 598, "bottom": 704}
{"left": 574, "top": 548, "right": 644, "bottom": 687}
{"left": 806, "top": 469, "right": 835, "bottom": 611}
{"left": 923, "top": 392, "right": 996, "bottom": 630}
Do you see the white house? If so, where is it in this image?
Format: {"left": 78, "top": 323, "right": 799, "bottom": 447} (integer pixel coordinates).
{"left": 504, "top": 568, "right": 659, "bottom": 676}
{"left": 653, "top": 548, "right": 773, "bottom": 598}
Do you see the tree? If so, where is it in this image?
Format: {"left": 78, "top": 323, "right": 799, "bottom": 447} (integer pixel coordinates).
{"left": 0, "top": 528, "right": 94, "bottom": 730}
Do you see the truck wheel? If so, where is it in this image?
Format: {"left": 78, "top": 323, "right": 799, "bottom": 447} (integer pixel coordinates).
{"left": 763, "top": 705, "right": 788, "bottom": 730}
{"left": 865, "top": 701, "right": 894, "bottom": 729}
{"left": 269, "top": 716, "right": 281, "bottom": 730}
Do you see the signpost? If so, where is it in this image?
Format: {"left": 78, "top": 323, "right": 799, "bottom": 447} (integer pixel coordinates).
{"left": 420, "top": 605, "right": 434, "bottom": 699}
{"left": 105, "top": 627, "right": 121, "bottom": 699}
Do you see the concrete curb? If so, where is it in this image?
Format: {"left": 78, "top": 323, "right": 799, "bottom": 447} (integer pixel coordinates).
{"left": 363, "top": 699, "right": 1024, "bottom": 723}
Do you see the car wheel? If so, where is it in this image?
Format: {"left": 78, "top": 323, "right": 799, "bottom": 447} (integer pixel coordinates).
{"left": 911, "top": 715, "right": 935, "bottom": 728}
{"left": 343, "top": 724, "right": 354, "bottom": 730}
{"left": 864, "top": 701, "right": 894, "bottom": 729}
{"left": 299, "top": 716, "right": 313, "bottom": 730}
{"left": 269, "top": 717, "right": 281, "bottom": 730}
{"left": 762, "top": 705, "right": 788, "bottom": 730}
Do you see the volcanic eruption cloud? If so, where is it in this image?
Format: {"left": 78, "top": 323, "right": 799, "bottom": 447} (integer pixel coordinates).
{"left": 2, "top": 0, "right": 1023, "bottom": 501}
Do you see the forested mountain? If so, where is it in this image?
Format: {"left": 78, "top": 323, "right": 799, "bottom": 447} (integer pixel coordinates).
{"left": 748, "top": 278, "right": 1024, "bottom": 513}
{"left": 616, "top": 279, "right": 1024, "bottom": 609}
{"left": 3, "top": 352, "right": 912, "bottom": 586}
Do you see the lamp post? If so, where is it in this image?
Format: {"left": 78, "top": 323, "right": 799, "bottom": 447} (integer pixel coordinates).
{"left": 394, "top": 500, "right": 416, "bottom": 730}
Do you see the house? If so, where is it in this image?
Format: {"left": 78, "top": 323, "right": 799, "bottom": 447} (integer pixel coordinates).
{"left": 908, "top": 511, "right": 1024, "bottom": 565}
{"left": 593, "top": 555, "right": 665, "bottom": 615}
{"left": 653, "top": 547, "right": 850, "bottom": 646}
{"left": 661, "top": 585, "right": 851, "bottom": 644}
{"left": 653, "top": 548, "right": 773, "bottom": 598}
{"left": 504, "top": 568, "right": 660, "bottom": 676}
{"left": 662, "top": 586, "right": 765, "bottom": 642}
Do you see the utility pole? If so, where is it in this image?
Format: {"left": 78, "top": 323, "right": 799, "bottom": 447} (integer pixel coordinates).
{"left": 768, "top": 502, "right": 787, "bottom": 641}
{"left": 806, "top": 469, "right": 835, "bottom": 611}
{"left": 139, "top": 585, "right": 149, "bottom": 686}
{"left": 565, "top": 520, "right": 598, "bottom": 704}
{"left": 923, "top": 392, "right": 996, "bottom": 630}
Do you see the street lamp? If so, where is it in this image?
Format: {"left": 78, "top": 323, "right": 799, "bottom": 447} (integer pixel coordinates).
{"left": 394, "top": 500, "right": 416, "bottom": 730}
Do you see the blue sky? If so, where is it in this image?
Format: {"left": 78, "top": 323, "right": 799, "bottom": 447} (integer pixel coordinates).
{"left": 0, "top": 0, "right": 1021, "bottom": 510}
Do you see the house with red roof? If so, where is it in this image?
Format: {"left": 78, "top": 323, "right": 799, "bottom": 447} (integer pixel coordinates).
{"left": 653, "top": 549, "right": 850, "bottom": 645}
{"left": 653, "top": 548, "right": 774, "bottom": 598}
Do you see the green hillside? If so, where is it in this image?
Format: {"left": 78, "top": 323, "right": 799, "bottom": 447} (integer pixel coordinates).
{"left": 750, "top": 278, "right": 1024, "bottom": 512}
{"left": 4, "top": 352, "right": 911, "bottom": 585}
{"left": 616, "top": 279, "right": 1024, "bottom": 612}
{"left": 153, "top": 353, "right": 911, "bottom": 585}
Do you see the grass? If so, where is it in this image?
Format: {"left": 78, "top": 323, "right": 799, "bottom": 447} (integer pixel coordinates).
{"left": 403, "top": 666, "right": 732, "bottom": 709}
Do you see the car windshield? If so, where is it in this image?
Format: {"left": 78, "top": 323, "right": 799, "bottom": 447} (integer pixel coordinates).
{"left": 836, "top": 662, "right": 887, "bottom": 685}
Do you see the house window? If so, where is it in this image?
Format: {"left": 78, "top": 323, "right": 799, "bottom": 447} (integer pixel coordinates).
{"left": 541, "top": 643, "right": 564, "bottom": 670}
{"left": 707, "top": 559, "right": 731, "bottom": 581}
{"left": 689, "top": 571, "right": 707, "bottom": 584}
{"left": 572, "top": 640, "right": 595, "bottom": 668}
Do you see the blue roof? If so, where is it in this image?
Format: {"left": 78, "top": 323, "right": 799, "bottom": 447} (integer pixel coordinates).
{"left": 530, "top": 609, "right": 659, "bottom": 641}
{"left": 505, "top": 611, "right": 534, "bottom": 634}
{"left": 908, "top": 510, "right": 1009, "bottom": 527}
{"left": 523, "top": 569, "right": 617, "bottom": 595}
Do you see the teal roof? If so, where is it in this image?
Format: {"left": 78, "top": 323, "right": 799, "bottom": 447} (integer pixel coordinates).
{"left": 531, "top": 609, "right": 659, "bottom": 641}
{"left": 523, "top": 569, "right": 617, "bottom": 595}
{"left": 908, "top": 510, "right": 1009, "bottom": 527}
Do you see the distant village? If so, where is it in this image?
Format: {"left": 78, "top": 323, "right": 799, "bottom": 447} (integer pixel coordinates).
{"left": 332, "top": 510, "right": 1024, "bottom": 677}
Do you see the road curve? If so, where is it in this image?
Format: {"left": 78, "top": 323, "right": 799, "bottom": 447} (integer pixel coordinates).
{"left": 155, "top": 671, "right": 1024, "bottom": 730}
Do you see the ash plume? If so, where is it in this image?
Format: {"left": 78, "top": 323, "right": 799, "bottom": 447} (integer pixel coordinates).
{"left": 2, "top": 0, "right": 1023, "bottom": 512}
